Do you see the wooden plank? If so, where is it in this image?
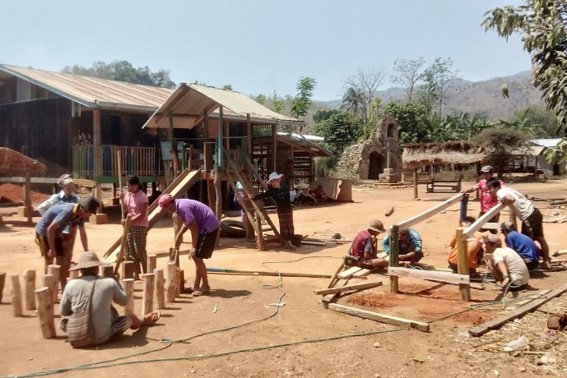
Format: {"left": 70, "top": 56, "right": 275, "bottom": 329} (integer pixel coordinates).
{"left": 328, "top": 303, "right": 430, "bottom": 332}
{"left": 463, "top": 203, "right": 504, "bottom": 237}
{"left": 468, "top": 283, "right": 567, "bottom": 337}
{"left": 388, "top": 267, "right": 470, "bottom": 285}
{"left": 315, "top": 281, "right": 382, "bottom": 295}
{"left": 353, "top": 268, "right": 373, "bottom": 277}
{"left": 456, "top": 228, "right": 471, "bottom": 301}
{"left": 397, "top": 192, "right": 463, "bottom": 230}
{"left": 206, "top": 268, "right": 338, "bottom": 279}
{"left": 338, "top": 266, "right": 362, "bottom": 279}
{"left": 424, "top": 278, "right": 484, "bottom": 290}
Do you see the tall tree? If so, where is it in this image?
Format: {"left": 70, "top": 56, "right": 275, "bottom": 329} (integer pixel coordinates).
{"left": 417, "top": 58, "right": 459, "bottom": 116}
{"left": 340, "top": 86, "right": 365, "bottom": 119}
{"left": 343, "top": 68, "right": 385, "bottom": 125}
{"left": 391, "top": 58, "right": 427, "bottom": 102}
{"left": 62, "top": 60, "right": 176, "bottom": 88}
{"left": 482, "top": 1, "right": 567, "bottom": 132}
{"left": 290, "top": 76, "right": 317, "bottom": 122}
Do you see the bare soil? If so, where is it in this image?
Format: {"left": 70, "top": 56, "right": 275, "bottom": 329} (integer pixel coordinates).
{"left": 2, "top": 179, "right": 567, "bottom": 377}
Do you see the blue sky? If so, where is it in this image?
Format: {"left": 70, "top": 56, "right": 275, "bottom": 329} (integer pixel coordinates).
{"left": 1, "top": 0, "right": 529, "bottom": 100}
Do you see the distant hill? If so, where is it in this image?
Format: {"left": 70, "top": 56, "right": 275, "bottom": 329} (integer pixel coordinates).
{"left": 313, "top": 71, "right": 543, "bottom": 122}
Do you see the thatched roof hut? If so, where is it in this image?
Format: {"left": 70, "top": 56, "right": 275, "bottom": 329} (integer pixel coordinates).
{"left": 402, "top": 141, "right": 486, "bottom": 170}
{"left": 0, "top": 148, "right": 47, "bottom": 175}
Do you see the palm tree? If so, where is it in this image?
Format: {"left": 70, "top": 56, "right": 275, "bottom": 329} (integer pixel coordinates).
{"left": 341, "top": 87, "right": 364, "bottom": 120}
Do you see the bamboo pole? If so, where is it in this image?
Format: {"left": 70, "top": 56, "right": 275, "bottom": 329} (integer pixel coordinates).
{"left": 23, "top": 269, "right": 36, "bottom": 310}
{"left": 11, "top": 275, "right": 23, "bottom": 317}
{"left": 142, "top": 273, "right": 155, "bottom": 316}
{"left": 154, "top": 269, "right": 166, "bottom": 309}
{"left": 166, "top": 262, "right": 177, "bottom": 303}
{"left": 35, "top": 287, "right": 56, "bottom": 338}
{"left": 389, "top": 225, "right": 400, "bottom": 293}
{"left": 122, "top": 278, "right": 135, "bottom": 315}
{"left": 456, "top": 227, "right": 471, "bottom": 301}
{"left": 47, "top": 265, "right": 60, "bottom": 303}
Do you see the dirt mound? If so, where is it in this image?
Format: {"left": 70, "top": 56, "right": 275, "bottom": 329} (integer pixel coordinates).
{"left": 0, "top": 183, "right": 50, "bottom": 204}
{"left": 347, "top": 292, "right": 405, "bottom": 308}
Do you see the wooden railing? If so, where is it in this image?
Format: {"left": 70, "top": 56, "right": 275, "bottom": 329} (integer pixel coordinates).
{"left": 72, "top": 145, "right": 161, "bottom": 180}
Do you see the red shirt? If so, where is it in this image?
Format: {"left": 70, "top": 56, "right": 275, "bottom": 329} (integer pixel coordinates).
{"left": 349, "top": 230, "right": 376, "bottom": 259}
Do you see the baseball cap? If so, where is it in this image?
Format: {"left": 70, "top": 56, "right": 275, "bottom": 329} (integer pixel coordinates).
{"left": 480, "top": 165, "right": 494, "bottom": 173}
{"left": 368, "top": 220, "right": 386, "bottom": 233}
{"left": 158, "top": 194, "right": 174, "bottom": 207}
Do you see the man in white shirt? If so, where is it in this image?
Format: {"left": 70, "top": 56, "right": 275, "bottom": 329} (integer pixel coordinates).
{"left": 486, "top": 178, "right": 550, "bottom": 269}
{"left": 482, "top": 233, "right": 529, "bottom": 290}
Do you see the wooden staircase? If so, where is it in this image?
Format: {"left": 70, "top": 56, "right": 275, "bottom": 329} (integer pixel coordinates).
{"left": 224, "top": 149, "right": 280, "bottom": 250}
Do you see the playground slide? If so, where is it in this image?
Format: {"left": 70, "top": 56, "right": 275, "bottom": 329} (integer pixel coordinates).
{"left": 103, "top": 168, "right": 202, "bottom": 263}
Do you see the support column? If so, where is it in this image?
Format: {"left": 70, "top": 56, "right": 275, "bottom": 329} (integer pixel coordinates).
{"left": 271, "top": 124, "right": 277, "bottom": 172}
{"left": 389, "top": 226, "right": 400, "bottom": 293}
{"left": 246, "top": 113, "right": 252, "bottom": 159}
{"left": 413, "top": 169, "right": 418, "bottom": 200}
{"left": 456, "top": 227, "right": 471, "bottom": 301}
{"left": 93, "top": 109, "right": 102, "bottom": 199}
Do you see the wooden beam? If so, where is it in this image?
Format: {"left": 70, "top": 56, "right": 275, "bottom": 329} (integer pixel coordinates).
{"left": 423, "top": 278, "right": 485, "bottom": 290}
{"left": 338, "top": 266, "right": 363, "bottom": 279}
{"left": 468, "top": 283, "right": 567, "bottom": 337}
{"left": 456, "top": 227, "right": 471, "bottom": 301}
{"left": 246, "top": 113, "right": 252, "bottom": 159}
{"left": 388, "top": 267, "right": 470, "bottom": 285}
{"left": 389, "top": 225, "right": 400, "bottom": 293}
{"left": 271, "top": 124, "right": 277, "bottom": 172}
{"left": 315, "top": 281, "right": 382, "bottom": 295}
{"left": 92, "top": 109, "right": 102, "bottom": 199}
{"left": 397, "top": 193, "right": 464, "bottom": 230}
{"left": 328, "top": 303, "right": 430, "bottom": 332}
{"left": 463, "top": 203, "right": 504, "bottom": 237}
{"left": 206, "top": 267, "right": 338, "bottom": 279}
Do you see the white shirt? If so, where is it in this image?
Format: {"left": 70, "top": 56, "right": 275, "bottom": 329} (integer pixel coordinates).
{"left": 491, "top": 246, "right": 530, "bottom": 286}
{"left": 496, "top": 187, "right": 534, "bottom": 220}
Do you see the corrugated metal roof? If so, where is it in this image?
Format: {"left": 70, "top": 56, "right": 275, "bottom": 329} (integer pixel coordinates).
{"left": 0, "top": 64, "right": 174, "bottom": 112}
{"left": 531, "top": 138, "right": 562, "bottom": 148}
{"left": 143, "top": 84, "right": 302, "bottom": 129}
{"left": 255, "top": 133, "right": 332, "bottom": 157}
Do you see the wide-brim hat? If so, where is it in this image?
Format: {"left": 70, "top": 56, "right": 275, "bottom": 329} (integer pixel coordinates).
{"left": 481, "top": 232, "right": 502, "bottom": 246}
{"left": 368, "top": 220, "right": 386, "bottom": 233}
{"left": 267, "top": 172, "right": 284, "bottom": 183}
{"left": 69, "top": 251, "right": 102, "bottom": 271}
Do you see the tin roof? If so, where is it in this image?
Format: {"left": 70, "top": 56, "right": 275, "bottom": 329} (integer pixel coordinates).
{"left": 142, "top": 83, "right": 302, "bottom": 129}
{"left": 0, "top": 64, "right": 174, "bottom": 112}
{"left": 255, "top": 132, "right": 332, "bottom": 157}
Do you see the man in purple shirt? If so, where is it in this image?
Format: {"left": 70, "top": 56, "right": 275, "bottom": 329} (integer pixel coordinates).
{"left": 159, "top": 194, "right": 220, "bottom": 296}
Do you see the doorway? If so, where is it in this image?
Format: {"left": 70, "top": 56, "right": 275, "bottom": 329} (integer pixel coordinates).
{"left": 368, "top": 151, "right": 384, "bottom": 179}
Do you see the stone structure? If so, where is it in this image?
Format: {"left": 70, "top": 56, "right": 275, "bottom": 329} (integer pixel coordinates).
{"left": 335, "top": 116, "right": 401, "bottom": 182}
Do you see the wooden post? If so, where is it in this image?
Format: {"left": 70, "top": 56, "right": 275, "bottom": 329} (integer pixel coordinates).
{"left": 100, "top": 265, "right": 114, "bottom": 278}
{"left": 93, "top": 108, "right": 102, "bottom": 199}
{"left": 117, "top": 148, "right": 124, "bottom": 221}
{"left": 121, "top": 261, "right": 135, "bottom": 280}
{"left": 142, "top": 273, "right": 155, "bottom": 316}
{"left": 178, "top": 269, "right": 185, "bottom": 295}
{"left": 207, "top": 179, "right": 216, "bottom": 215}
{"left": 413, "top": 169, "right": 418, "bottom": 200}
{"left": 47, "top": 265, "right": 60, "bottom": 303}
{"left": 246, "top": 113, "right": 252, "bottom": 159}
{"left": 24, "top": 170, "right": 32, "bottom": 224}
{"left": 147, "top": 255, "right": 157, "bottom": 272}
{"left": 456, "top": 227, "right": 471, "bottom": 301}
{"left": 271, "top": 124, "right": 277, "bottom": 171}
{"left": 255, "top": 214, "right": 266, "bottom": 250}
{"left": 35, "top": 287, "right": 56, "bottom": 339}
{"left": 166, "top": 262, "right": 177, "bottom": 303}
{"left": 168, "top": 112, "right": 180, "bottom": 178}
{"left": 0, "top": 272, "right": 5, "bottom": 303}
{"left": 172, "top": 212, "right": 183, "bottom": 245}
{"left": 43, "top": 274, "right": 54, "bottom": 306}
{"left": 23, "top": 269, "right": 36, "bottom": 310}
{"left": 11, "top": 275, "right": 23, "bottom": 316}
{"left": 154, "top": 269, "right": 166, "bottom": 309}
{"left": 122, "top": 278, "right": 135, "bottom": 315}
{"left": 214, "top": 172, "right": 222, "bottom": 222}
{"left": 389, "top": 225, "right": 400, "bottom": 293}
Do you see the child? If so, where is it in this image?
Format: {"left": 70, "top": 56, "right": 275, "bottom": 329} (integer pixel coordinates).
{"left": 121, "top": 175, "right": 149, "bottom": 279}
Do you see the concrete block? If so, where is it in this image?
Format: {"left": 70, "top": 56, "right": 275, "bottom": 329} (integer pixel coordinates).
{"left": 89, "top": 213, "right": 108, "bottom": 224}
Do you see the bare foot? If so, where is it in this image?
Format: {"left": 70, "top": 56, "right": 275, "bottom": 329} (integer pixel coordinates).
{"left": 142, "top": 311, "right": 161, "bottom": 326}
{"left": 193, "top": 286, "right": 210, "bottom": 296}
{"left": 540, "top": 261, "right": 552, "bottom": 270}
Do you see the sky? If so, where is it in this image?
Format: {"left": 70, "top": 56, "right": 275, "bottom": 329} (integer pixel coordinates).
{"left": 0, "top": 0, "right": 530, "bottom": 101}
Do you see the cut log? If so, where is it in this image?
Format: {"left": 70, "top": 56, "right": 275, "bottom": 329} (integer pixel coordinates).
{"left": 122, "top": 278, "right": 134, "bottom": 315}
{"left": 35, "top": 287, "right": 56, "bottom": 339}
{"left": 315, "top": 281, "right": 382, "bottom": 295}
{"left": 424, "top": 278, "right": 485, "bottom": 290}
{"left": 328, "top": 303, "right": 430, "bottom": 332}
{"left": 23, "top": 269, "right": 36, "bottom": 310}
{"left": 154, "top": 269, "right": 166, "bottom": 309}
{"left": 166, "top": 262, "right": 177, "bottom": 303}
{"left": 11, "top": 275, "right": 23, "bottom": 317}
{"left": 142, "top": 273, "right": 155, "bottom": 316}
{"left": 43, "top": 274, "right": 54, "bottom": 306}
{"left": 121, "top": 261, "right": 135, "bottom": 280}
{"left": 468, "top": 283, "right": 567, "bottom": 337}
{"left": 47, "top": 265, "right": 60, "bottom": 303}
{"left": 100, "top": 265, "right": 114, "bottom": 278}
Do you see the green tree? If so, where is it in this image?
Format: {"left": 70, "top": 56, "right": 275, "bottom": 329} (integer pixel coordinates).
{"left": 62, "top": 60, "right": 176, "bottom": 88}
{"left": 472, "top": 126, "right": 530, "bottom": 176}
{"left": 502, "top": 106, "right": 560, "bottom": 138}
{"left": 380, "top": 102, "right": 430, "bottom": 144}
{"left": 314, "top": 111, "right": 362, "bottom": 154}
{"left": 340, "top": 86, "right": 365, "bottom": 119}
{"left": 290, "top": 76, "right": 316, "bottom": 119}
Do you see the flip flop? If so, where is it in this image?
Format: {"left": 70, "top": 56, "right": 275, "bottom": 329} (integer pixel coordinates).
{"left": 145, "top": 311, "right": 161, "bottom": 326}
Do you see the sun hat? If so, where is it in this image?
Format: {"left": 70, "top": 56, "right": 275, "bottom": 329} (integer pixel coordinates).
{"left": 480, "top": 165, "right": 494, "bottom": 173}
{"left": 267, "top": 172, "right": 284, "bottom": 183}
{"left": 368, "top": 220, "right": 386, "bottom": 233}
{"left": 78, "top": 195, "right": 100, "bottom": 214}
{"left": 58, "top": 174, "right": 72, "bottom": 186}
{"left": 158, "top": 194, "right": 174, "bottom": 207}
{"left": 69, "top": 251, "right": 102, "bottom": 271}
{"left": 481, "top": 232, "right": 502, "bottom": 246}
{"left": 62, "top": 178, "right": 75, "bottom": 186}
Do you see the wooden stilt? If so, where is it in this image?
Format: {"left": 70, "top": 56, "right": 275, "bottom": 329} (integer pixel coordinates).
{"left": 166, "top": 262, "right": 177, "bottom": 303}
{"left": 154, "top": 269, "right": 166, "bottom": 309}
{"left": 456, "top": 228, "right": 471, "bottom": 301}
{"left": 413, "top": 169, "right": 419, "bottom": 200}
{"left": 147, "top": 255, "right": 157, "bottom": 273}
{"left": 121, "top": 261, "right": 135, "bottom": 280}
{"left": 142, "top": 273, "right": 155, "bottom": 316}
{"left": 43, "top": 274, "right": 54, "bottom": 306}
{"left": 23, "top": 269, "right": 36, "bottom": 310}
{"left": 100, "top": 265, "right": 114, "bottom": 278}
{"left": 11, "top": 275, "right": 23, "bottom": 317}
{"left": 35, "top": 287, "right": 56, "bottom": 338}
{"left": 47, "top": 265, "right": 60, "bottom": 303}
{"left": 0, "top": 272, "right": 5, "bottom": 303}
{"left": 122, "top": 278, "right": 135, "bottom": 315}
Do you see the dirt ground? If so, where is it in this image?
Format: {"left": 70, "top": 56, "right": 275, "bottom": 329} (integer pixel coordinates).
{"left": 2, "top": 179, "right": 567, "bottom": 377}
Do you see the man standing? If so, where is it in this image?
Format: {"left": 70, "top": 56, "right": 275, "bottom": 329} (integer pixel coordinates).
{"left": 35, "top": 196, "right": 100, "bottom": 290}
{"left": 60, "top": 251, "right": 160, "bottom": 347}
{"left": 158, "top": 194, "right": 220, "bottom": 296}
{"left": 382, "top": 228, "right": 423, "bottom": 264}
{"left": 486, "top": 178, "right": 551, "bottom": 269}
{"left": 461, "top": 165, "right": 504, "bottom": 222}
{"left": 346, "top": 220, "right": 388, "bottom": 270}
{"left": 500, "top": 221, "right": 540, "bottom": 270}
{"left": 482, "top": 233, "right": 529, "bottom": 290}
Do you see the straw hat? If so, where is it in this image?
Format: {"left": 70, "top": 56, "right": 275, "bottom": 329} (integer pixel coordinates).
{"left": 69, "top": 251, "right": 102, "bottom": 271}
{"left": 368, "top": 220, "right": 386, "bottom": 233}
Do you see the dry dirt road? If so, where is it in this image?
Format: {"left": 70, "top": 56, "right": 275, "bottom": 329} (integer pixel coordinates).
{"left": 2, "top": 179, "right": 567, "bottom": 377}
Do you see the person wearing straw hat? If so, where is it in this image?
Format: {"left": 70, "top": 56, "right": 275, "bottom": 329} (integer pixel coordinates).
{"left": 60, "top": 251, "right": 160, "bottom": 347}
{"left": 250, "top": 171, "right": 298, "bottom": 250}
{"left": 345, "top": 220, "right": 388, "bottom": 270}
{"left": 481, "top": 233, "right": 529, "bottom": 291}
